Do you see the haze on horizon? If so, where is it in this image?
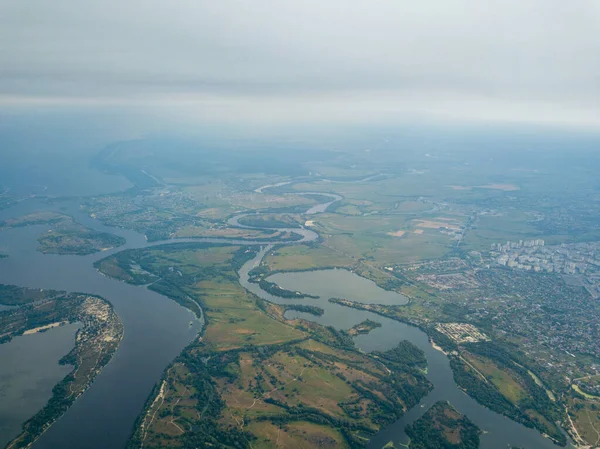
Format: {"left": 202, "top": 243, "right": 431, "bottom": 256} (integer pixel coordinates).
{"left": 1, "top": 0, "right": 600, "bottom": 130}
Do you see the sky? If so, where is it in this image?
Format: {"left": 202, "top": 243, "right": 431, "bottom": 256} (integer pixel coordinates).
{"left": 1, "top": 0, "right": 600, "bottom": 128}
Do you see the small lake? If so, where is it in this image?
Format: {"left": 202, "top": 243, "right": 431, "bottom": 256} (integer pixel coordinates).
{"left": 268, "top": 268, "right": 409, "bottom": 306}
{"left": 240, "top": 249, "right": 572, "bottom": 449}
{"left": 0, "top": 323, "right": 79, "bottom": 448}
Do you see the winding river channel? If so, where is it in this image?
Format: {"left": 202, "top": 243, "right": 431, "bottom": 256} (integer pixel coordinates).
{"left": 0, "top": 189, "right": 572, "bottom": 449}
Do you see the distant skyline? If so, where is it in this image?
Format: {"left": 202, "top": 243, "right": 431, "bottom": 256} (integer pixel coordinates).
{"left": 1, "top": 0, "right": 599, "bottom": 128}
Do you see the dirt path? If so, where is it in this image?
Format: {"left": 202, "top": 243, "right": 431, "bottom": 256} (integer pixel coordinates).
{"left": 140, "top": 377, "right": 168, "bottom": 448}
{"left": 565, "top": 407, "right": 591, "bottom": 449}
{"left": 585, "top": 409, "right": 600, "bottom": 446}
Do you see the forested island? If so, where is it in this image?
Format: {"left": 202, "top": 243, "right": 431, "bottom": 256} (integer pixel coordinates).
{"left": 347, "top": 319, "right": 382, "bottom": 336}
{"left": 372, "top": 340, "right": 428, "bottom": 372}
{"left": 405, "top": 401, "right": 480, "bottom": 449}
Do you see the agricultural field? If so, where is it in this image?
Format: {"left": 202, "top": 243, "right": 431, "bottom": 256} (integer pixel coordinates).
{"left": 116, "top": 244, "right": 432, "bottom": 448}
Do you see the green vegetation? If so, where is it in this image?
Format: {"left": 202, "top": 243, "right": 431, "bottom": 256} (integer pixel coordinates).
{"left": 373, "top": 341, "right": 428, "bottom": 371}
{"left": 406, "top": 401, "right": 480, "bottom": 449}
{"left": 38, "top": 228, "right": 125, "bottom": 255}
{"left": 0, "top": 284, "right": 65, "bottom": 306}
{"left": 347, "top": 319, "right": 382, "bottom": 336}
{"left": 105, "top": 245, "right": 432, "bottom": 448}
{"left": 449, "top": 341, "right": 566, "bottom": 446}
{"left": 1, "top": 288, "right": 123, "bottom": 448}
{"left": 256, "top": 278, "right": 319, "bottom": 299}
{"left": 0, "top": 211, "right": 66, "bottom": 229}
{"left": 237, "top": 213, "right": 302, "bottom": 229}
{"left": 0, "top": 212, "right": 125, "bottom": 255}
{"left": 282, "top": 304, "right": 325, "bottom": 316}
{"left": 328, "top": 296, "right": 568, "bottom": 445}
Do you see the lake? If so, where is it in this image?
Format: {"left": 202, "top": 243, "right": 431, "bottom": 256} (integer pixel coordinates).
{"left": 240, "top": 250, "right": 573, "bottom": 449}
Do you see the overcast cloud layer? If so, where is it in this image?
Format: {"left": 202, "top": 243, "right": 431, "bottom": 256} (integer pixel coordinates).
{"left": 1, "top": 0, "right": 599, "bottom": 127}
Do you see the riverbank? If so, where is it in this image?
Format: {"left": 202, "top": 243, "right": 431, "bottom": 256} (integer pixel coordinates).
{"left": 2, "top": 293, "right": 123, "bottom": 449}
{"left": 122, "top": 244, "right": 432, "bottom": 448}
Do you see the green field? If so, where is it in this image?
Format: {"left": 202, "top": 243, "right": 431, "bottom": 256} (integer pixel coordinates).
{"left": 264, "top": 244, "right": 355, "bottom": 271}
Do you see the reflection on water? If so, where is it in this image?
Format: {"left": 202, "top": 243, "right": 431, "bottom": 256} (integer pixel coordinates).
{"left": 0, "top": 323, "right": 79, "bottom": 447}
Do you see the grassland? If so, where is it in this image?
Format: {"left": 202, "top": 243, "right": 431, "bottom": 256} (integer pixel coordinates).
{"left": 450, "top": 347, "right": 565, "bottom": 445}
{"left": 114, "top": 244, "right": 432, "bottom": 448}
{"left": 264, "top": 244, "right": 355, "bottom": 271}
{"left": 246, "top": 420, "right": 348, "bottom": 449}
{"left": 196, "top": 279, "right": 305, "bottom": 351}
{"left": 462, "top": 353, "right": 527, "bottom": 404}
{"left": 305, "top": 210, "right": 455, "bottom": 265}
{"left": 184, "top": 184, "right": 315, "bottom": 211}
{"left": 566, "top": 395, "right": 600, "bottom": 448}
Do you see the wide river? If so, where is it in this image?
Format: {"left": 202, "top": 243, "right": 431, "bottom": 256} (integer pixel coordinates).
{"left": 0, "top": 193, "right": 572, "bottom": 449}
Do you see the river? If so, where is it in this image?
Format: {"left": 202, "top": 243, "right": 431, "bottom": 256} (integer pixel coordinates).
{"left": 239, "top": 250, "right": 572, "bottom": 448}
{"left": 0, "top": 190, "right": 572, "bottom": 449}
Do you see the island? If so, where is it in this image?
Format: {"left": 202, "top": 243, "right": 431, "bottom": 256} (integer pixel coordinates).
{"left": 347, "top": 319, "right": 382, "bottom": 336}
{"left": 405, "top": 401, "right": 480, "bottom": 449}
{"left": 0, "top": 212, "right": 125, "bottom": 255}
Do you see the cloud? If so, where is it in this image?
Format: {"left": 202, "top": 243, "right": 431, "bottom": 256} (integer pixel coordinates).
{"left": 1, "top": 0, "right": 599, "bottom": 127}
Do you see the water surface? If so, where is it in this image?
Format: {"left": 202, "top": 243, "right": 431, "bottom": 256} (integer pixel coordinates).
{"left": 268, "top": 268, "right": 408, "bottom": 306}
{"left": 0, "top": 323, "right": 79, "bottom": 447}
{"left": 241, "top": 252, "right": 572, "bottom": 449}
